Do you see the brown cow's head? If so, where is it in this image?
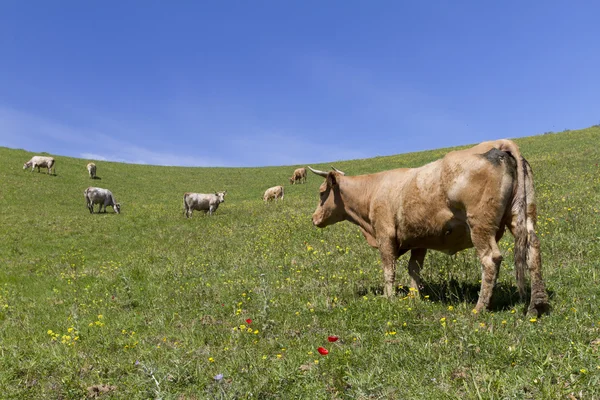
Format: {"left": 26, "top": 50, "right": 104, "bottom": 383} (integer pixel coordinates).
{"left": 308, "top": 166, "right": 346, "bottom": 228}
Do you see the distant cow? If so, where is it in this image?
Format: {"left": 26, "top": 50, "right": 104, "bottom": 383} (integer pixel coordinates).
{"left": 263, "top": 185, "right": 284, "bottom": 202}
{"left": 184, "top": 191, "right": 227, "bottom": 217}
{"left": 87, "top": 163, "right": 97, "bottom": 179}
{"left": 308, "top": 139, "right": 549, "bottom": 316}
{"left": 289, "top": 167, "right": 307, "bottom": 184}
{"left": 23, "top": 156, "right": 55, "bottom": 174}
{"left": 84, "top": 187, "right": 121, "bottom": 214}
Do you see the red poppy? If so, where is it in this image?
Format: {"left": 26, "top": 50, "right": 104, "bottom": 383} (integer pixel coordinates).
{"left": 245, "top": 319, "right": 253, "bottom": 324}
{"left": 327, "top": 336, "right": 339, "bottom": 342}
{"left": 317, "top": 346, "right": 329, "bottom": 355}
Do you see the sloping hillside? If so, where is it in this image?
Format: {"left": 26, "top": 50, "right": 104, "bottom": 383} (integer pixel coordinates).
{"left": 1, "top": 127, "right": 599, "bottom": 398}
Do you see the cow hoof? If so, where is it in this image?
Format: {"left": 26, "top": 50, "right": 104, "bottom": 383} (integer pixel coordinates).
{"left": 527, "top": 301, "right": 551, "bottom": 317}
{"left": 473, "top": 303, "right": 487, "bottom": 314}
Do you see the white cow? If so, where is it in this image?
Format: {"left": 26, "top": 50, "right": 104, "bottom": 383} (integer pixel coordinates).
{"left": 183, "top": 191, "right": 227, "bottom": 218}
{"left": 84, "top": 187, "right": 121, "bottom": 214}
{"left": 23, "top": 156, "right": 55, "bottom": 174}
{"left": 87, "top": 162, "right": 97, "bottom": 179}
{"left": 263, "top": 185, "right": 284, "bottom": 202}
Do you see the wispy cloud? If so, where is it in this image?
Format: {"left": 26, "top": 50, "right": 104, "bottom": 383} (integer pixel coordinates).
{"left": 0, "top": 106, "right": 227, "bottom": 167}
{"left": 0, "top": 104, "right": 372, "bottom": 167}
{"left": 228, "top": 130, "right": 367, "bottom": 166}
{"left": 80, "top": 153, "right": 108, "bottom": 161}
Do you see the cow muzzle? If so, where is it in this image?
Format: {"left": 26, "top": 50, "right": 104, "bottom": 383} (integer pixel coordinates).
{"left": 312, "top": 214, "right": 325, "bottom": 228}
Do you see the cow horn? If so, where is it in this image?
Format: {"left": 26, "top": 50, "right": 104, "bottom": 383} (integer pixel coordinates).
{"left": 331, "top": 166, "right": 345, "bottom": 176}
{"left": 307, "top": 166, "right": 328, "bottom": 177}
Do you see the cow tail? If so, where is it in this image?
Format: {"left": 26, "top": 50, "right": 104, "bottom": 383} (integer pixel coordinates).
{"left": 499, "top": 140, "right": 548, "bottom": 315}
{"left": 183, "top": 193, "right": 188, "bottom": 216}
{"left": 498, "top": 140, "right": 528, "bottom": 300}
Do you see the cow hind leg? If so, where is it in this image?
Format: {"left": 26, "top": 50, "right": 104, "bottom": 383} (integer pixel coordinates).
{"left": 507, "top": 221, "right": 549, "bottom": 316}
{"left": 471, "top": 228, "right": 503, "bottom": 313}
{"left": 526, "top": 230, "right": 550, "bottom": 316}
{"left": 509, "top": 217, "right": 549, "bottom": 316}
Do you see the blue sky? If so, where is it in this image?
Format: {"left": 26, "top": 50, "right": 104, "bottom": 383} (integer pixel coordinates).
{"left": 1, "top": 2, "right": 599, "bottom": 167}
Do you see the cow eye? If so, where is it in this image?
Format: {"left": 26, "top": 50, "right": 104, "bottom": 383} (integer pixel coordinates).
{"left": 319, "top": 190, "right": 327, "bottom": 202}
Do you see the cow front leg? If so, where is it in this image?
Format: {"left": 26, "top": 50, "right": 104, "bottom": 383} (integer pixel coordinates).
{"left": 407, "top": 248, "right": 427, "bottom": 293}
{"left": 378, "top": 237, "right": 399, "bottom": 297}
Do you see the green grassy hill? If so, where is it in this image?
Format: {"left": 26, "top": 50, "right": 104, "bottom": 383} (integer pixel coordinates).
{"left": 1, "top": 127, "right": 600, "bottom": 399}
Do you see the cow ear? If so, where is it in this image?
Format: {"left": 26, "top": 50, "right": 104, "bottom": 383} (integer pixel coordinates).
{"left": 327, "top": 172, "right": 338, "bottom": 187}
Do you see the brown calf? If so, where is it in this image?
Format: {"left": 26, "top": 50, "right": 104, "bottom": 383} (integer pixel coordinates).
{"left": 289, "top": 167, "right": 307, "bottom": 184}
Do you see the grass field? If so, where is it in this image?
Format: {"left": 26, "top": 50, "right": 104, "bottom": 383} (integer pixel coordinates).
{"left": 1, "top": 127, "right": 600, "bottom": 399}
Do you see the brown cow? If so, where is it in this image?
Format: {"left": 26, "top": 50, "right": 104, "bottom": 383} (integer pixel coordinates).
{"left": 289, "top": 167, "right": 307, "bottom": 184}
{"left": 308, "top": 140, "right": 549, "bottom": 316}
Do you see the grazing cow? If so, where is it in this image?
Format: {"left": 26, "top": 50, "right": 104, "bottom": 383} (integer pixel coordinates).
{"left": 263, "top": 185, "right": 284, "bottom": 202}
{"left": 308, "top": 139, "right": 549, "bottom": 316}
{"left": 87, "top": 162, "right": 97, "bottom": 179}
{"left": 289, "top": 167, "right": 307, "bottom": 184}
{"left": 84, "top": 187, "right": 121, "bottom": 214}
{"left": 184, "top": 191, "right": 227, "bottom": 217}
{"left": 23, "top": 156, "right": 55, "bottom": 174}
